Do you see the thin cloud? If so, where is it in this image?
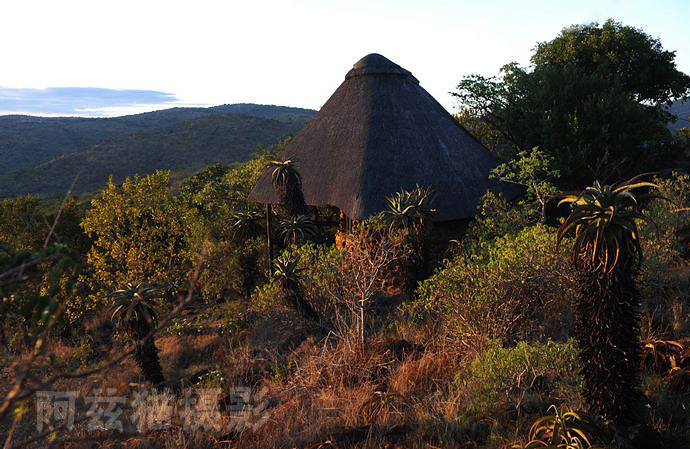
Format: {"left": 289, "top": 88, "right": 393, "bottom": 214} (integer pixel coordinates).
{"left": 0, "top": 86, "right": 180, "bottom": 116}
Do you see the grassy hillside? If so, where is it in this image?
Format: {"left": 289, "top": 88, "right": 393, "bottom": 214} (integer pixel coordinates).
{"left": 0, "top": 104, "right": 315, "bottom": 198}
{"left": 0, "top": 104, "right": 314, "bottom": 174}
{"left": 0, "top": 112, "right": 307, "bottom": 198}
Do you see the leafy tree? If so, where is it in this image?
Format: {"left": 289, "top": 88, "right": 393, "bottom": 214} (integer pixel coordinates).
{"left": 490, "top": 147, "right": 560, "bottom": 222}
{"left": 557, "top": 176, "right": 654, "bottom": 437}
{"left": 454, "top": 20, "right": 690, "bottom": 186}
{"left": 0, "top": 195, "right": 44, "bottom": 252}
{"left": 463, "top": 191, "right": 532, "bottom": 256}
{"left": 0, "top": 195, "right": 90, "bottom": 254}
{"left": 110, "top": 283, "right": 165, "bottom": 385}
{"left": 81, "top": 172, "right": 192, "bottom": 297}
{"left": 0, "top": 243, "right": 76, "bottom": 347}
{"left": 179, "top": 163, "right": 230, "bottom": 212}
{"left": 454, "top": 109, "right": 511, "bottom": 159}
{"left": 182, "top": 147, "right": 282, "bottom": 301}
{"left": 182, "top": 143, "right": 286, "bottom": 300}
{"left": 0, "top": 196, "right": 91, "bottom": 324}
{"left": 531, "top": 20, "right": 690, "bottom": 106}
{"left": 181, "top": 138, "right": 288, "bottom": 222}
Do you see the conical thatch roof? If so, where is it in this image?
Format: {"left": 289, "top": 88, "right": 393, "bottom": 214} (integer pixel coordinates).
{"left": 249, "top": 53, "right": 520, "bottom": 221}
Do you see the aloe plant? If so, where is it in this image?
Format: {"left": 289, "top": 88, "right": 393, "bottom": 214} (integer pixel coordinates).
{"left": 524, "top": 405, "right": 606, "bottom": 449}
{"left": 229, "top": 211, "right": 264, "bottom": 242}
{"left": 277, "top": 215, "right": 317, "bottom": 246}
{"left": 229, "top": 211, "right": 264, "bottom": 299}
{"left": 385, "top": 185, "right": 436, "bottom": 293}
{"left": 385, "top": 184, "right": 435, "bottom": 233}
{"left": 269, "top": 159, "right": 307, "bottom": 216}
{"left": 110, "top": 283, "right": 165, "bottom": 385}
{"left": 273, "top": 254, "right": 318, "bottom": 320}
{"left": 557, "top": 176, "right": 656, "bottom": 429}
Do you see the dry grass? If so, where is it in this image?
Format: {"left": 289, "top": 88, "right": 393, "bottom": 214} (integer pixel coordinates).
{"left": 0, "top": 305, "right": 534, "bottom": 449}
{"left": 4, "top": 285, "right": 689, "bottom": 449}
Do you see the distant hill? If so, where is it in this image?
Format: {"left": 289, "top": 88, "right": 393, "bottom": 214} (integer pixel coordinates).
{"left": 0, "top": 104, "right": 315, "bottom": 198}
{"left": 669, "top": 100, "right": 690, "bottom": 131}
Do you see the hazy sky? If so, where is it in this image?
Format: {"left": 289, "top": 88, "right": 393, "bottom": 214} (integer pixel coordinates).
{"left": 1, "top": 0, "right": 688, "bottom": 116}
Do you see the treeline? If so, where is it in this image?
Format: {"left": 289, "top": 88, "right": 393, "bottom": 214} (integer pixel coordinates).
{"left": 454, "top": 19, "right": 690, "bottom": 188}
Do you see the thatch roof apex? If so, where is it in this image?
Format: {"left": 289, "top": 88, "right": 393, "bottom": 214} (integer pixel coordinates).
{"left": 248, "top": 53, "right": 520, "bottom": 221}
{"left": 345, "top": 53, "right": 418, "bottom": 82}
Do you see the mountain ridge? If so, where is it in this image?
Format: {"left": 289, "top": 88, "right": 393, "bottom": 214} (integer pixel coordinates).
{"left": 0, "top": 103, "right": 316, "bottom": 198}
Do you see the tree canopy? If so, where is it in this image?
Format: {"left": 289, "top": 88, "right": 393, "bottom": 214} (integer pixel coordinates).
{"left": 454, "top": 19, "right": 690, "bottom": 187}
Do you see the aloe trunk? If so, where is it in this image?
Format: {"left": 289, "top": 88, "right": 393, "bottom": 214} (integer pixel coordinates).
{"left": 132, "top": 325, "right": 165, "bottom": 385}
{"left": 280, "top": 278, "right": 318, "bottom": 321}
{"left": 574, "top": 256, "right": 644, "bottom": 425}
{"left": 238, "top": 253, "right": 258, "bottom": 300}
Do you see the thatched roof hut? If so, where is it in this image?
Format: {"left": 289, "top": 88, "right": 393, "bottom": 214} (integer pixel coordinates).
{"left": 249, "top": 53, "right": 519, "bottom": 221}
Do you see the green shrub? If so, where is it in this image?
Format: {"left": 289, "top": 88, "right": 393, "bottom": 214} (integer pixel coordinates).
{"left": 458, "top": 340, "right": 579, "bottom": 417}
{"left": 638, "top": 172, "right": 690, "bottom": 332}
{"left": 462, "top": 191, "right": 533, "bottom": 257}
{"left": 413, "top": 224, "right": 575, "bottom": 344}
{"left": 165, "top": 317, "right": 204, "bottom": 336}
{"left": 0, "top": 195, "right": 44, "bottom": 252}
{"left": 81, "top": 172, "right": 193, "bottom": 298}
{"left": 261, "top": 217, "right": 409, "bottom": 337}
{"left": 252, "top": 280, "right": 282, "bottom": 314}
{"left": 274, "top": 242, "right": 344, "bottom": 321}
{"left": 271, "top": 357, "right": 296, "bottom": 382}
{"left": 194, "top": 234, "right": 266, "bottom": 300}
{"left": 642, "top": 171, "right": 690, "bottom": 263}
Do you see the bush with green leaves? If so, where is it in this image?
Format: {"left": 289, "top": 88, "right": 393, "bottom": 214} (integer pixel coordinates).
{"left": 463, "top": 147, "right": 560, "bottom": 258}
{"left": 0, "top": 195, "right": 91, "bottom": 324}
{"left": 413, "top": 224, "right": 575, "bottom": 344}
{"left": 0, "top": 242, "right": 77, "bottom": 348}
{"left": 271, "top": 242, "right": 344, "bottom": 321}
{"left": 641, "top": 171, "right": 690, "bottom": 262}
{"left": 489, "top": 146, "right": 560, "bottom": 222}
{"left": 182, "top": 145, "right": 291, "bottom": 301}
{"left": 193, "top": 232, "right": 266, "bottom": 301}
{"left": 457, "top": 340, "right": 579, "bottom": 417}
{"left": 0, "top": 195, "right": 45, "bottom": 252}
{"left": 81, "top": 172, "right": 193, "bottom": 300}
{"left": 261, "top": 218, "right": 408, "bottom": 342}
{"left": 181, "top": 139, "right": 286, "bottom": 218}
{"left": 638, "top": 172, "right": 690, "bottom": 332}
{"left": 462, "top": 190, "right": 533, "bottom": 257}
